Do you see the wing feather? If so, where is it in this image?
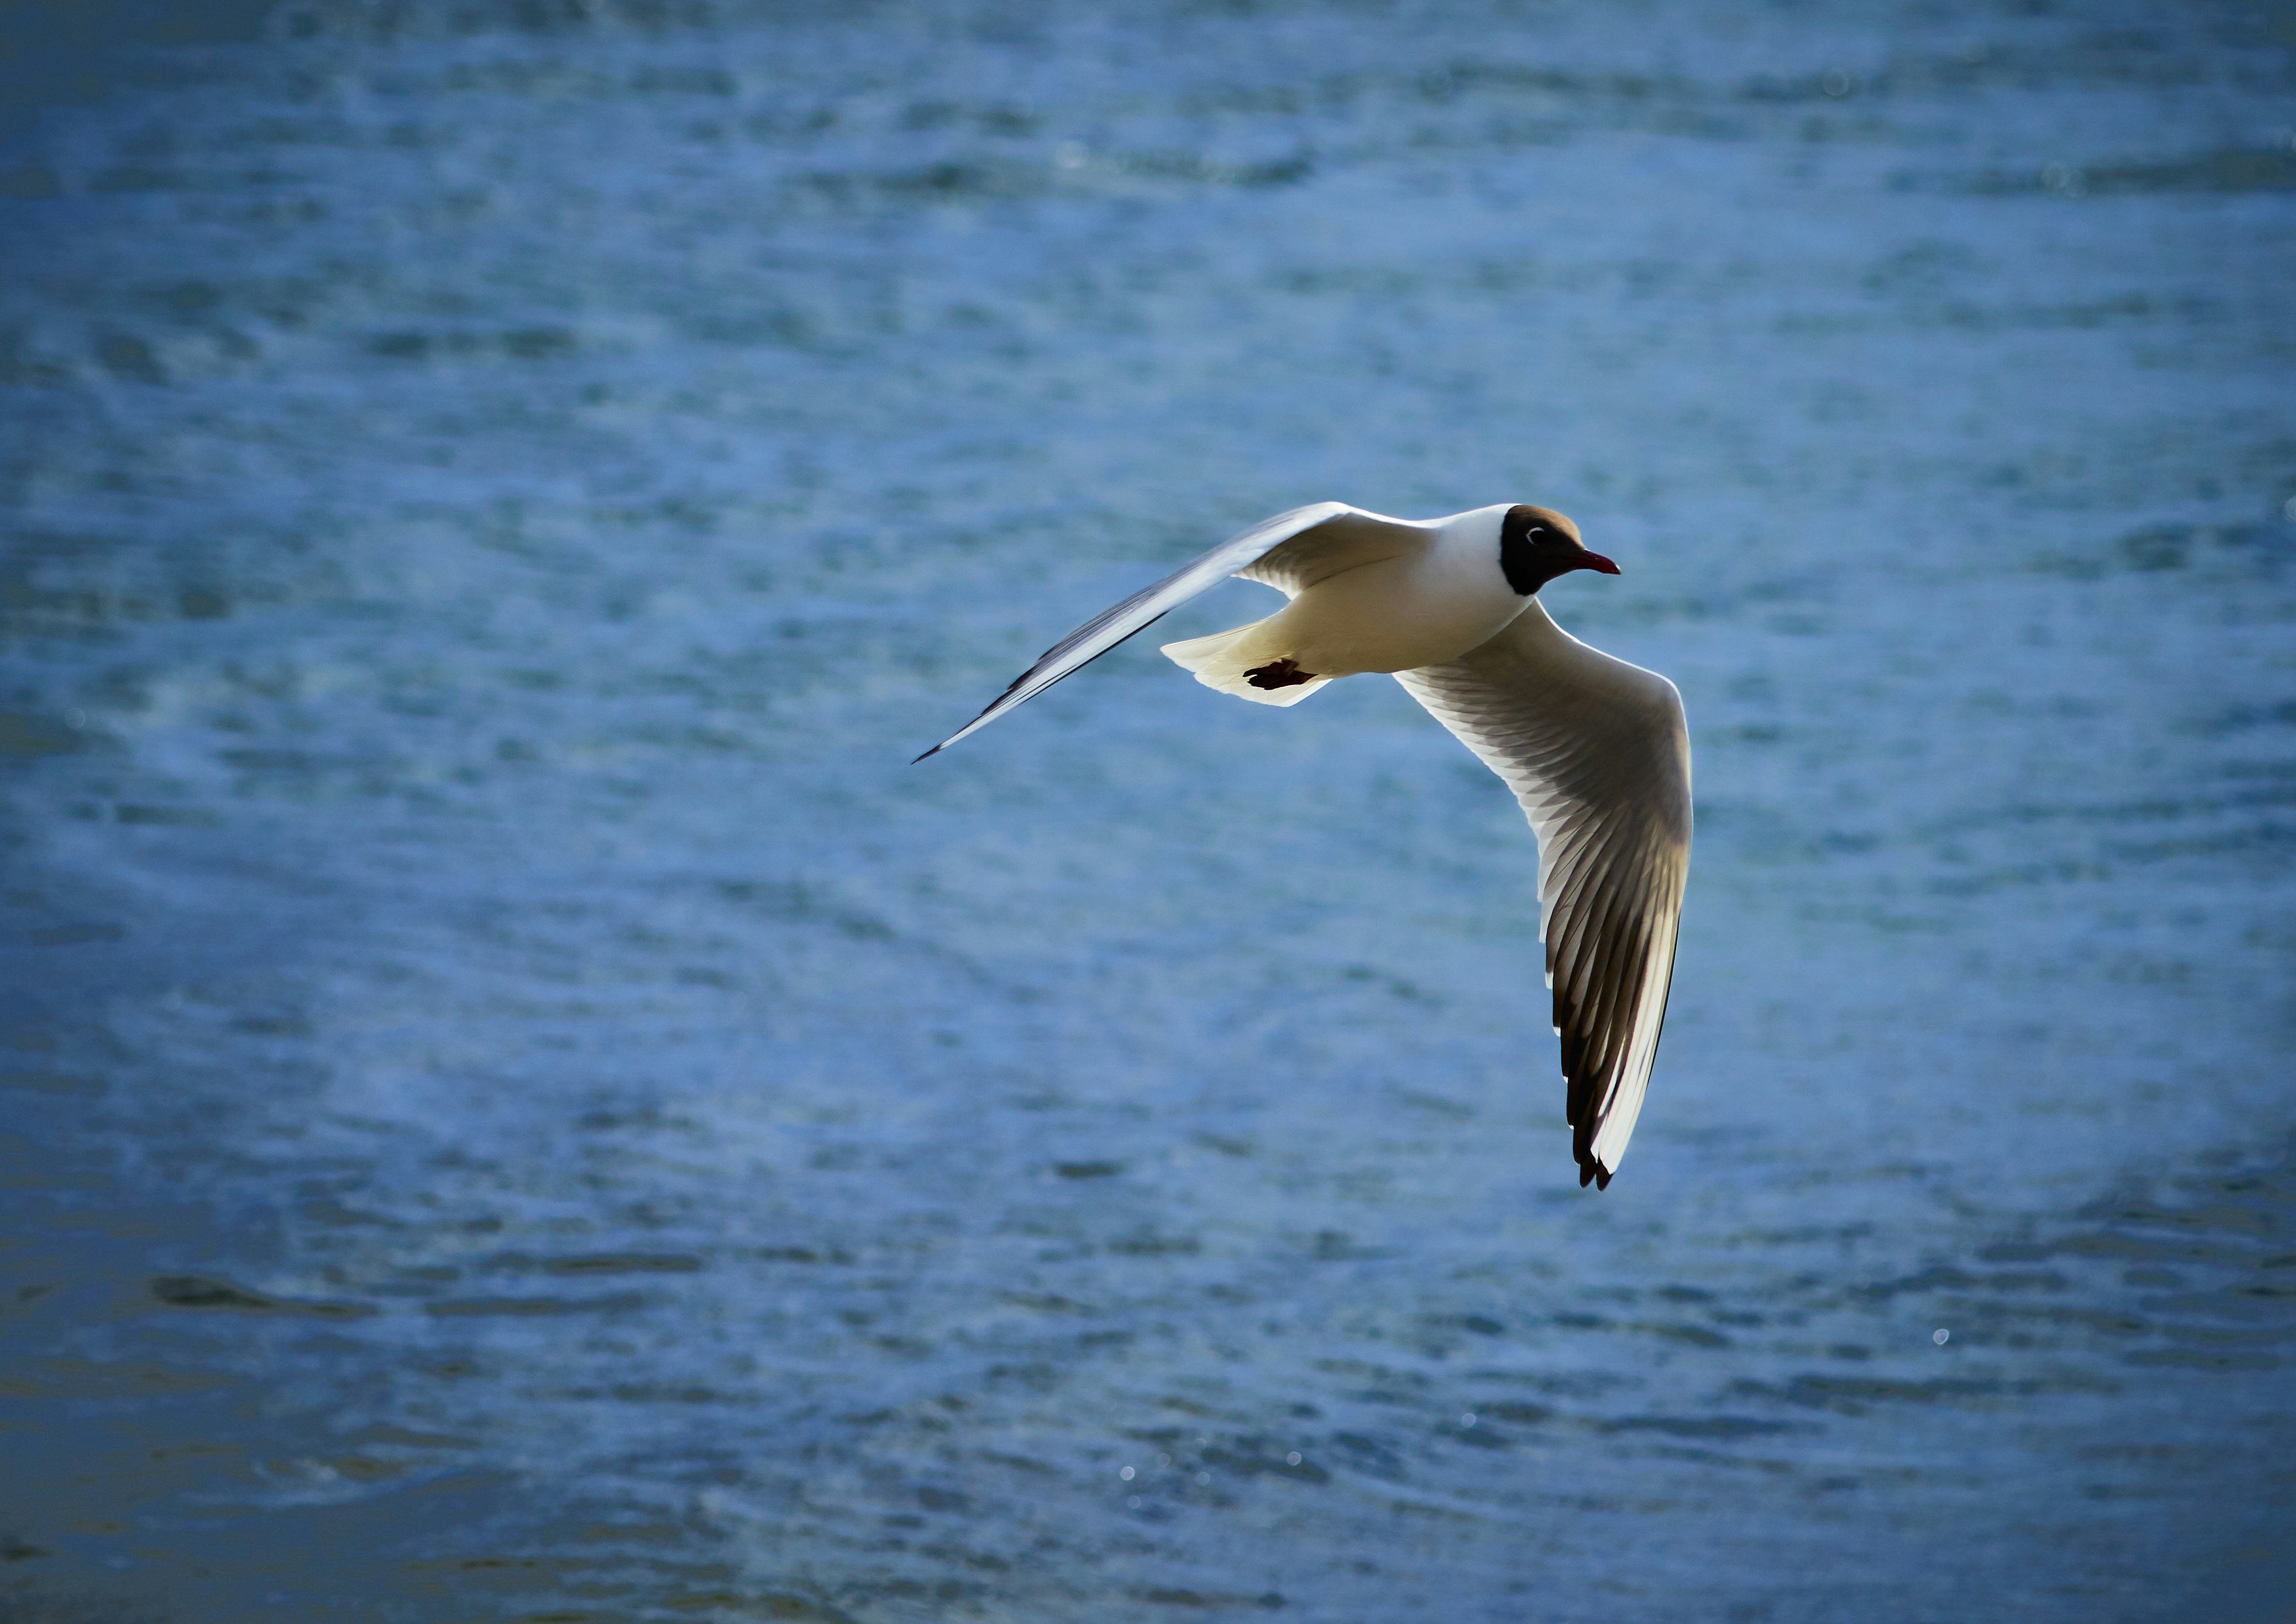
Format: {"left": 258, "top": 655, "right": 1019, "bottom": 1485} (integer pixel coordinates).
{"left": 1395, "top": 600, "right": 1691, "bottom": 1190}
{"left": 918, "top": 503, "right": 1433, "bottom": 759}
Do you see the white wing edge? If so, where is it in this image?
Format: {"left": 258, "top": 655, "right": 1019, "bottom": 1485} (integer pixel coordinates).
{"left": 917, "top": 502, "right": 1426, "bottom": 760}
{"left": 1394, "top": 601, "right": 1691, "bottom": 1189}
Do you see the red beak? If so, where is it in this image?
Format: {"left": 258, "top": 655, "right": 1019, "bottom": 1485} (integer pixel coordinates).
{"left": 1582, "top": 552, "right": 1621, "bottom": 575}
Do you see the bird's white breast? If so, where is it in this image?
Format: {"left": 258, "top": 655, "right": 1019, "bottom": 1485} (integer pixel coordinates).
{"left": 1279, "top": 505, "right": 1525, "bottom": 676}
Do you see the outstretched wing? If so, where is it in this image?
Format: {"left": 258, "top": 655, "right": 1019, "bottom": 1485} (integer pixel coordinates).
{"left": 918, "top": 503, "right": 1434, "bottom": 759}
{"left": 1395, "top": 601, "right": 1692, "bottom": 1190}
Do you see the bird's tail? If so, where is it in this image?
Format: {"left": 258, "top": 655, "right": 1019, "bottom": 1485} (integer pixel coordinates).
{"left": 1158, "top": 619, "right": 1334, "bottom": 707}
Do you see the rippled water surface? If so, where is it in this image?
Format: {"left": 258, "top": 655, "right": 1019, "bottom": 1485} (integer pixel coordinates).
{"left": 3, "top": 1, "right": 2294, "bottom": 1619}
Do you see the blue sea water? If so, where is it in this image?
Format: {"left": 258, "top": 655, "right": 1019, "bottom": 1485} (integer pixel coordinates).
{"left": 1, "top": 2, "right": 2293, "bottom": 1619}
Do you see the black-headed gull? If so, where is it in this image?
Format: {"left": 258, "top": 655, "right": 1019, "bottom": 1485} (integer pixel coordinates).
{"left": 920, "top": 503, "right": 1691, "bottom": 1190}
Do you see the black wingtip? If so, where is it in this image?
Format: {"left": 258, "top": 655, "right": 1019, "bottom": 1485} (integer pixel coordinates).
{"left": 1578, "top": 1161, "right": 1594, "bottom": 1188}
{"left": 912, "top": 743, "right": 942, "bottom": 764}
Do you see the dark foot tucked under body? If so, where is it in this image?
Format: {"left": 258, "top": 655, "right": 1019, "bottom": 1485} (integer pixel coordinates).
{"left": 1244, "top": 658, "right": 1316, "bottom": 690}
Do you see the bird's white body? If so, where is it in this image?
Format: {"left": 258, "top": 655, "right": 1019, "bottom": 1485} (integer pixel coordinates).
{"left": 1160, "top": 505, "right": 1527, "bottom": 701}
{"left": 921, "top": 501, "right": 1691, "bottom": 1192}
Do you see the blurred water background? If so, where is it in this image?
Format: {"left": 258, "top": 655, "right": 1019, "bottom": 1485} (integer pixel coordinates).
{"left": 2, "top": 1, "right": 2293, "bottom": 1619}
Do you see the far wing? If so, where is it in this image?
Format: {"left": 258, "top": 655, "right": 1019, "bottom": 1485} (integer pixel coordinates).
{"left": 918, "top": 503, "right": 1433, "bottom": 759}
{"left": 1395, "top": 601, "right": 1692, "bottom": 1189}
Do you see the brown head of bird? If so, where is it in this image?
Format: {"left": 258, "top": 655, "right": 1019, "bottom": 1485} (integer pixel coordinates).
{"left": 1498, "top": 505, "right": 1620, "bottom": 595}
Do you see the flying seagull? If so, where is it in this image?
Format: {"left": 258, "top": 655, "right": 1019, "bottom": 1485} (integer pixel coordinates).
{"left": 918, "top": 503, "right": 1691, "bottom": 1190}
